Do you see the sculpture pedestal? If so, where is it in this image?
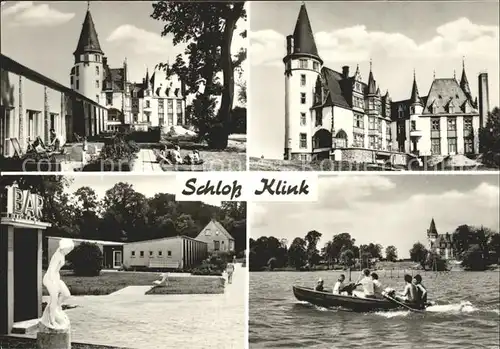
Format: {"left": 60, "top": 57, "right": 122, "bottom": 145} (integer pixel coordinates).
{"left": 36, "top": 323, "right": 71, "bottom": 349}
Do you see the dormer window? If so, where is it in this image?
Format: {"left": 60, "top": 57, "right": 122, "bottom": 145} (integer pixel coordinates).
{"left": 398, "top": 106, "right": 404, "bottom": 119}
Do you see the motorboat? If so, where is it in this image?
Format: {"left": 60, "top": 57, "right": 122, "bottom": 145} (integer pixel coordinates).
{"left": 293, "top": 285, "right": 425, "bottom": 312}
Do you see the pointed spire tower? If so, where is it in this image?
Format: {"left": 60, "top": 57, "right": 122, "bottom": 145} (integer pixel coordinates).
{"left": 410, "top": 70, "right": 423, "bottom": 116}
{"left": 70, "top": 2, "right": 104, "bottom": 102}
{"left": 427, "top": 218, "right": 438, "bottom": 246}
{"left": 460, "top": 57, "right": 472, "bottom": 100}
{"left": 410, "top": 70, "right": 422, "bottom": 106}
{"left": 367, "top": 59, "right": 377, "bottom": 95}
{"left": 283, "top": 2, "right": 323, "bottom": 161}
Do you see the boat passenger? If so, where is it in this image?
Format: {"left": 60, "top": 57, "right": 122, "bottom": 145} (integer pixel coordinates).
{"left": 371, "top": 272, "right": 383, "bottom": 298}
{"left": 413, "top": 274, "right": 427, "bottom": 307}
{"left": 315, "top": 278, "right": 324, "bottom": 292}
{"left": 355, "top": 269, "right": 376, "bottom": 298}
{"left": 397, "top": 274, "right": 419, "bottom": 304}
{"left": 333, "top": 274, "right": 346, "bottom": 295}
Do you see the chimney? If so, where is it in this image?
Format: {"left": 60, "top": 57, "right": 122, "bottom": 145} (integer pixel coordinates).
{"left": 286, "top": 35, "right": 294, "bottom": 55}
{"left": 478, "top": 72, "right": 489, "bottom": 128}
{"left": 342, "top": 66, "right": 349, "bottom": 79}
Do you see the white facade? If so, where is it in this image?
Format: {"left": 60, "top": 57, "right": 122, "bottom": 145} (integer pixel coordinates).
{"left": 284, "top": 56, "right": 322, "bottom": 159}
{"left": 70, "top": 53, "right": 104, "bottom": 104}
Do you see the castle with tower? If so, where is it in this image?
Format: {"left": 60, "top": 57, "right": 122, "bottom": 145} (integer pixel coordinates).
{"left": 427, "top": 218, "right": 456, "bottom": 260}
{"left": 283, "top": 3, "right": 490, "bottom": 164}
{"left": 69, "top": 4, "right": 186, "bottom": 132}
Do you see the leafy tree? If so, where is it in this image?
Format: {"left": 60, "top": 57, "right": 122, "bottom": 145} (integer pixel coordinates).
{"left": 340, "top": 249, "right": 356, "bottom": 269}
{"left": 409, "top": 242, "right": 429, "bottom": 269}
{"left": 487, "top": 232, "right": 500, "bottom": 263}
{"left": 461, "top": 245, "right": 487, "bottom": 271}
{"left": 305, "top": 230, "right": 322, "bottom": 267}
{"left": 479, "top": 107, "right": 500, "bottom": 167}
{"left": 425, "top": 251, "right": 448, "bottom": 271}
{"left": 151, "top": 1, "right": 247, "bottom": 149}
{"left": 288, "top": 237, "right": 307, "bottom": 270}
{"left": 102, "top": 182, "right": 150, "bottom": 241}
{"left": 385, "top": 245, "right": 398, "bottom": 262}
{"left": 73, "top": 186, "right": 101, "bottom": 240}
{"left": 67, "top": 242, "right": 104, "bottom": 276}
{"left": 249, "top": 236, "right": 286, "bottom": 271}
{"left": 324, "top": 233, "right": 357, "bottom": 264}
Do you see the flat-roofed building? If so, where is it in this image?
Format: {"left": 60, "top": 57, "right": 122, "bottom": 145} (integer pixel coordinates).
{"left": 122, "top": 235, "right": 207, "bottom": 270}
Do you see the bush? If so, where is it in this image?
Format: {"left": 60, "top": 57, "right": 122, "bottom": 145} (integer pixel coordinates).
{"left": 67, "top": 242, "right": 103, "bottom": 276}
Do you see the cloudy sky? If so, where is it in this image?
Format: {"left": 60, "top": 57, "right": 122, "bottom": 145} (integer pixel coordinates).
{"left": 250, "top": 174, "right": 500, "bottom": 258}
{"left": 249, "top": 1, "right": 500, "bottom": 159}
{"left": 64, "top": 175, "right": 221, "bottom": 207}
{"left": 1, "top": 1, "right": 247, "bottom": 102}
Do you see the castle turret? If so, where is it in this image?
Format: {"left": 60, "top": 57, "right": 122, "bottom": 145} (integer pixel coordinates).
{"left": 283, "top": 2, "right": 323, "bottom": 160}
{"left": 427, "top": 218, "right": 438, "bottom": 248}
{"left": 70, "top": 3, "right": 104, "bottom": 103}
{"left": 409, "top": 70, "right": 423, "bottom": 115}
{"left": 460, "top": 58, "right": 472, "bottom": 101}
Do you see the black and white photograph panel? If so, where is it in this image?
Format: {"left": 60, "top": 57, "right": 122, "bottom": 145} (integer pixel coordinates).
{"left": 249, "top": 175, "right": 500, "bottom": 348}
{"left": 0, "top": 175, "right": 247, "bottom": 349}
{"left": 249, "top": 1, "right": 500, "bottom": 171}
{"left": 0, "top": 1, "right": 247, "bottom": 173}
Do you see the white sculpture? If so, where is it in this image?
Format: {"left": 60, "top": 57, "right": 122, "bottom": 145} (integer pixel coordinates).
{"left": 39, "top": 238, "right": 75, "bottom": 330}
{"left": 153, "top": 273, "right": 169, "bottom": 286}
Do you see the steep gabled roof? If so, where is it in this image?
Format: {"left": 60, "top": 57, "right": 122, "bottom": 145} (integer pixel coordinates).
{"left": 319, "top": 67, "right": 351, "bottom": 109}
{"left": 74, "top": 10, "right": 103, "bottom": 56}
{"left": 196, "top": 220, "right": 234, "bottom": 241}
{"left": 291, "top": 3, "right": 321, "bottom": 60}
{"left": 423, "top": 78, "right": 476, "bottom": 114}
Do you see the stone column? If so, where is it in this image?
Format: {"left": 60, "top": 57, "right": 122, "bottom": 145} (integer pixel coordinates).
{"left": 44, "top": 86, "right": 50, "bottom": 144}
{"left": 7, "top": 226, "right": 14, "bottom": 335}
{"left": 60, "top": 93, "right": 66, "bottom": 142}
{"left": 37, "top": 324, "right": 71, "bottom": 349}
{"left": 18, "top": 76, "right": 24, "bottom": 152}
{"left": 37, "top": 229, "right": 43, "bottom": 318}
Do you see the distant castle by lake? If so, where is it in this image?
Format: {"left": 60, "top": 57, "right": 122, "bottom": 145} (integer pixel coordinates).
{"left": 427, "top": 218, "right": 456, "bottom": 260}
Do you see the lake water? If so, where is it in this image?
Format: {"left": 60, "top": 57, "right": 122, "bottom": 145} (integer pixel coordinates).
{"left": 249, "top": 270, "right": 499, "bottom": 349}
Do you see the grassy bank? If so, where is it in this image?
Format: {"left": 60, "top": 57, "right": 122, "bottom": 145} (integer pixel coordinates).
{"left": 146, "top": 276, "right": 225, "bottom": 295}
{"left": 0, "top": 336, "right": 124, "bottom": 349}
{"left": 250, "top": 156, "right": 497, "bottom": 171}
{"left": 41, "top": 271, "right": 224, "bottom": 296}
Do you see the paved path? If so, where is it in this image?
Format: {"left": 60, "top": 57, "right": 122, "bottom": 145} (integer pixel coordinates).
{"left": 131, "top": 149, "right": 162, "bottom": 172}
{"left": 30, "top": 264, "right": 246, "bottom": 349}
{"left": 108, "top": 286, "right": 153, "bottom": 296}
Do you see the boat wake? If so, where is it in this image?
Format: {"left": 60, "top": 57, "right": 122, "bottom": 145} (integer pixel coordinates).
{"left": 374, "top": 301, "right": 500, "bottom": 318}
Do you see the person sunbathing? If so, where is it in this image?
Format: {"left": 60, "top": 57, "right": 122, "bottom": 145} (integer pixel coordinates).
{"left": 184, "top": 150, "right": 203, "bottom": 165}
{"left": 172, "top": 145, "right": 183, "bottom": 164}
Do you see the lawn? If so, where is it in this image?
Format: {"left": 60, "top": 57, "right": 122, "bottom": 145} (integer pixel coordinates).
{"left": 41, "top": 271, "right": 224, "bottom": 296}
{"left": 0, "top": 336, "right": 125, "bottom": 349}
{"left": 146, "top": 276, "right": 225, "bottom": 295}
